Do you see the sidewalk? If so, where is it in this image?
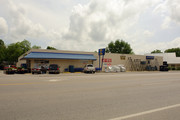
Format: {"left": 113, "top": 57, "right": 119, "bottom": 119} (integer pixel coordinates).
{"left": 0, "top": 70, "right": 4, "bottom": 75}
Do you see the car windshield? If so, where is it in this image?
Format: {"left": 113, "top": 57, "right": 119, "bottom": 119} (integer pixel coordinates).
{"left": 34, "top": 66, "right": 41, "bottom": 69}
{"left": 49, "top": 65, "right": 58, "bottom": 69}
{"left": 87, "top": 65, "right": 93, "bottom": 67}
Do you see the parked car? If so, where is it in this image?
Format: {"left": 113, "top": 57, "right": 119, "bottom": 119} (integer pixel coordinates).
{"left": 4, "top": 65, "right": 17, "bottom": 74}
{"left": 16, "top": 67, "right": 26, "bottom": 74}
{"left": 20, "top": 63, "right": 29, "bottom": 73}
{"left": 83, "top": 64, "right": 96, "bottom": 73}
{"left": 32, "top": 66, "right": 47, "bottom": 74}
{"left": 48, "top": 64, "right": 60, "bottom": 74}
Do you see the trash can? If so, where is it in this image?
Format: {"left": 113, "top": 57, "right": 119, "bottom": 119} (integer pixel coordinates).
{"left": 69, "top": 65, "right": 74, "bottom": 73}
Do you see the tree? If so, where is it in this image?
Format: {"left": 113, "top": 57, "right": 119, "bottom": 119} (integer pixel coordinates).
{"left": 165, "top": 48, "right": 180, "bottom": 57}
{"left": 0, "top": 39, "right": 6, "bottom": 64}
{"left": 47, "top": 46, "right": 57, "bottom": 50}
{"left": 20, "top": 39, "right": 31, "bottom": 53}
{"left": 6, "top": 43, "right": 22, "bottom": 64}
{"left": 6, "top": 40, "right": 31, "bottom": 64}
{"left": 151, "top": 49, "right": 163, "bottom": 53}
{"left": 32, "top": 45, "right": 41, "bottom": 49}
{"left": 106, "top": 39, "right": 133, "bottom": 54}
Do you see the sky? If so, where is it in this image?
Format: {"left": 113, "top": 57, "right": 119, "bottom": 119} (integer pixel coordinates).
{"left": 0, "top": 0, "right": 180, "bottom": 54}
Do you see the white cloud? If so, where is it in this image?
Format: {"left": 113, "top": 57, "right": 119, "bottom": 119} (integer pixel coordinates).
{"left": 52, "top": 0, "right": 162, "bottom": 52}
{"left": 0, "top": 17, "right": 8, "bottom": 36}
{"left": 2, "top": 1, "right": 47, "bottom": 44}
{"left": 0, "top": 0, "right": 180, "bottom": 54}
{"left": 161, "top": 17, "right": 171, "bottom": 29}
{"left": 154, "top": 0, "right": 180, "bottom": 27}
{"left": 168, "top": 37, "right": 180, "bottom": 48}
{"left": 143, "top": 30, "right": 154, "bottom": 37}
{"left": 167, "top": 0, "right": 180, "bottom": 25}
{"left": 137, "top": 37, "right": 180, "bottom": 54}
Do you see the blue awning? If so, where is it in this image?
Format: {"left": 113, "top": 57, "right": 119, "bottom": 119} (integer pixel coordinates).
{"left": 23, "top": 52, "right": 97, "bottom": 60}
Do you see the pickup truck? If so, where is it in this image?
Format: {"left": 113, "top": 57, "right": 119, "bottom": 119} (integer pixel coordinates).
{"left": 83, "top": 64, "right": 95, "bottom": 73}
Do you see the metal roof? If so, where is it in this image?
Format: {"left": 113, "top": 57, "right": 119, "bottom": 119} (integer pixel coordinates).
{"left": 146, "top": 53, "right": 180, "bottom": 64}
{"left": 23, "top": 52, "right": 97, "bottom": 60}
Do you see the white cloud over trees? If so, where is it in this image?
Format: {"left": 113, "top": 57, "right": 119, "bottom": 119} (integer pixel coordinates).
{"left": 0, "top": 0, "right": 180, "bottom": 54}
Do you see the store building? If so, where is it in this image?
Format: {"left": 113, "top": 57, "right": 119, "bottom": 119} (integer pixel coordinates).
{"left": 93, "top": 53, "right": 163, "bottom": 71}
{"left": 17, "top": 49, "right": 163, "bottom": 72}
{"left": 146, "top": 53, "right": 180, "bottom": 69}
{"left": 18, "top": 49, "right": 97, "bottom": 72}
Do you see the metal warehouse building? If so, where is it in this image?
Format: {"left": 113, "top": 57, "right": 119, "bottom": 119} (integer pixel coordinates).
{"left": 146, "top": 53, "right": 180, "bottom": 69}
{"left": 17, "top": 49, "right": 163, "bottom": 72}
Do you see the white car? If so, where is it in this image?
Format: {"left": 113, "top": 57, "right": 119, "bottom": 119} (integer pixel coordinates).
{"left": 83, "top": 64, "right": 96, "bottom": 73}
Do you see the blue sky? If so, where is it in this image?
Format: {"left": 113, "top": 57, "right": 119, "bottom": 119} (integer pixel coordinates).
{"left": 0, "top": 0, "right": 180, "bottom": 54}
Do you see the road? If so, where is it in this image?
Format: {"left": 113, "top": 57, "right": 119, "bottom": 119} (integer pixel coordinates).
{"left": 0, "top": 71, "right": 180, "bottom": 120}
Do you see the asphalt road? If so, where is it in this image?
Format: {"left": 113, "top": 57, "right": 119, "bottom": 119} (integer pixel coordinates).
{"left": 0, "top": 71, "right": 180, "bottom": 120}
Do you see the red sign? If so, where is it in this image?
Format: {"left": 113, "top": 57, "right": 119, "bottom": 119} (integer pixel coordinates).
{"left": 102, "top": 58, "right": 112, "bottom": 63}
{"left": 107, "top": 63, "right": 111, "bottom": 66}
{"left": 108, "top": 59, "right": 112, "bottom": 62}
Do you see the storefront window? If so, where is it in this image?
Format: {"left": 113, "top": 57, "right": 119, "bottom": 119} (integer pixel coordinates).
{"left": 34, "top": 60, "right": 49, "bottom": 69}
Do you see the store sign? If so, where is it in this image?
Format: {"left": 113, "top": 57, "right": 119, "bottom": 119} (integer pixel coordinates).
{"left": 146, "top": 56, "right": 154, "bottom": 60}
{"left": 120, "top": 56, "right": 126, "bottom": 60}
{"left": 102, "top": 58, "right": 112, "bottom": 63}
{"left": 103, "top": 63, "right": 111, "bottom": 67}
{"left": 98, "top": 48, "right": 105, "bottom": 55}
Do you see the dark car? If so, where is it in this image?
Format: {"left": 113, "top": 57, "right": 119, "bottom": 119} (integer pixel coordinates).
{"left": 32, "top": 66, "right": 47, "bottom": 74}
{"left": 48, "top": 64, "right": 60, "bottom": 74}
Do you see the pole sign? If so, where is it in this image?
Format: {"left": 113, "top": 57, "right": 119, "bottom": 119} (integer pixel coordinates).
{"left": 98, "top": 48, "right": 105, "bottom": 55}
{"left": 98, "top": 48, "right": 106, "bottom": 71}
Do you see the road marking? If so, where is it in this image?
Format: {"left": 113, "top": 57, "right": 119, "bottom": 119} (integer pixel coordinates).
{"left": 49, "top": 79, "right": 62, "bottom": 82}
{"left": 0, "top": 82, "right": 43, "bottom": 86}
{"left": 0, "top": 80, "right": 63, "bottom": 86}
{"left": 109, "top": 103, "right": 180, "bottom": 120}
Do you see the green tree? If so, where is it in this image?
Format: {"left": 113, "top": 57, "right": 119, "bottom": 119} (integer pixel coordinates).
{"left": 6, "top": 43, "right": 22, "bottom": 64}
{"left": 165, "top": 48, "right": 180, "bottom": 57}
{"left": 151, "top": 49, "right": 163, "bottom": 53}
{"left": 106, "top": 39, "right": 133, "bottom": 54}
{"left": 46, "top": 46, "right": 57, "bottom": 50}
{"left": 32, "top": 45, "right": 41, "bottom": 49}
{"left": 6, "top": 40, "right": 31, "bottom": 64}
{"left": 0, "top": 39, "right": 6, "bottom": 64}
{"left": 20, "top": 39, "right": 31, "bottom": 53}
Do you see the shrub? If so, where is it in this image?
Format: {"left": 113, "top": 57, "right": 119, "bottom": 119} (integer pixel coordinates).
{"left": 177, "top": 67, "right": 180, "bottom": 70}
{"left": 172, "top": 67, "right": 176, "bottom": 70}
{"left": 168, "top": 67, "right": 171, "bottom": 70}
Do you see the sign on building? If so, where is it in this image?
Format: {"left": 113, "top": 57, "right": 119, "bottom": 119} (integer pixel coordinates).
{"left": 120, "top": 56, "right": 126, "bottom": 60}
{"left": 102, "top": 58, "right": 112, "bottom": 63}
{"left": 146, "top": 56, "right": 154, "bottom": 59}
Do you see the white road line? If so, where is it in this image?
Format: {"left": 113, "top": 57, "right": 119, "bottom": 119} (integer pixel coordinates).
{"left": 49, "top": 79, "right": 62, "bottom": 82}
{"left": 109, "top": 104, "right": 180, "bottom": 120}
